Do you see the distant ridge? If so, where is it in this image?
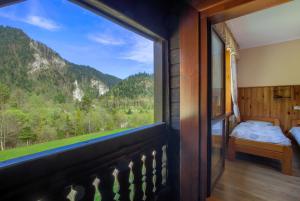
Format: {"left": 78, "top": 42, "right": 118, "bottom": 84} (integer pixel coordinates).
{"left": 0, "top": 25, "right": 121, "bottom": 100}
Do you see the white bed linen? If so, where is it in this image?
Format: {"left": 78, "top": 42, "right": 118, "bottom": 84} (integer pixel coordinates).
{"left": 290, "top": 127, "right": 300, "bottom": 145}
{"left": 212, "top": 121, "right": 223, "bottom": 136}
{"left": 231, "top": 122, "right": 291, "bottom": 146}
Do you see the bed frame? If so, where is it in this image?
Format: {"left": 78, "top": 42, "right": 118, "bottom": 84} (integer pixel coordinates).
{"left": 228, "top": 117, "right": 293, "bottom": 175}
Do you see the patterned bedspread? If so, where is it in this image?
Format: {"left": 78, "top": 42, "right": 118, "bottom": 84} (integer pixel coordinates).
{"left": 231, "top": 121, "right": 291, "bottom": 146}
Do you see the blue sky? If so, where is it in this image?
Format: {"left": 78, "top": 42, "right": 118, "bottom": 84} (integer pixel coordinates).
{"left": 0, "top": 0, "right": 154, "bottom": 79}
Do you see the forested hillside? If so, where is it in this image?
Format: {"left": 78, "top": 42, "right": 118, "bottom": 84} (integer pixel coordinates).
{"left": 0, "top": 26, "right": 121, "bottom": 100}
{"left": 0, "top": 26, "right": 154, "bottom": 153}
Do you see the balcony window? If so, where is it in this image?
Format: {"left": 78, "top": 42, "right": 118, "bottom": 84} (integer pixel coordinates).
{"left": 0, "top": 0, "right": 160, "bottom": 163}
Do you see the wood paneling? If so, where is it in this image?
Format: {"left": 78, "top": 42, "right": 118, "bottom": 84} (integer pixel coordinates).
{"left": 179, "top": 5, "right": 201, "bottom": 201}
{"left": 238, "top": 86, "right": 300, "bottom": 132}
{"left": 242, "top": 116, "right": 280, "bottom": 126}
{"left": 169, "top": 29, "right": 180, "bottom": 130}
{"left": 292, "top": 120, "right": 300, "bottom": 127}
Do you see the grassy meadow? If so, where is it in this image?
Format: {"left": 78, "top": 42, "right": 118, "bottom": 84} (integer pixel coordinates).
{"left": 0, "top": 128, "right": 126, "bottom": 162}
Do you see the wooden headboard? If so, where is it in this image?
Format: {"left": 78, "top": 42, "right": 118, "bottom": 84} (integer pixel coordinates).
{"left": 292, "top": 120, "right": 300, "bottom": 127}
{"left": 242, "top": 116, "right": 280, "bottom": 126}
{"left": 238, "top": 86, "right": 300, "bottom": 132}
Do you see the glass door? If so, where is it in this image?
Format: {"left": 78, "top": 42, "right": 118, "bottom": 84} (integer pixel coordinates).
{"left": 209, "top": 28, "right": 226, "bottom": 192}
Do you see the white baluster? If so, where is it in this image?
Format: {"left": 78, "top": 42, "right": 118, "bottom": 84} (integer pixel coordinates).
{"left": 141, "top": 155, "right": 147, "bottom": 201}
{"left": 128, "top": 161, "right": 135, "bottom": 201}
{"left": 93, "top": 177, "right": 102, "bottom": 201}
{"left": 162, "top": 145, "right": 168, "bottom": 185}
{"left": 152, "top": 150, "right": 157, "bottom": 192}
{"left": 113, "top": 168, "right": 120, "bottom": 201}
{"left": 67, "top": 186, "right": 78, "bottom": 201}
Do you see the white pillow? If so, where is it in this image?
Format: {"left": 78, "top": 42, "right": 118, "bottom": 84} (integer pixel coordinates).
{"left": 245, "top": 120, "right": 273, "bottom": 127}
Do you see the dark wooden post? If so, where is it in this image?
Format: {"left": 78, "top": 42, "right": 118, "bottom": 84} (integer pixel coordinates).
{"left": 199, "top": 15, "right": 209, "bottom": 201}
{"left": 179, "top": 5, "right": 202, "bottom": 201}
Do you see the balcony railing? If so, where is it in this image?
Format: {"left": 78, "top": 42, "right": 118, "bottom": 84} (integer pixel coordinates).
{"left": 0, "top": 123, "right": 170, "bottom": 201}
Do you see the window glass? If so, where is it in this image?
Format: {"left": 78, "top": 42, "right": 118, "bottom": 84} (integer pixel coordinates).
{"left": 0, "top": 0, "right": 155, "bottom": 162}
{"left": 211, "top": 31, "right": 225, "bottom": 118}
{"left": 211, "top": 120, "right": 224, "bottom": 184}
{"left": 210, "top": 29, "right": 225, "bottom": 189}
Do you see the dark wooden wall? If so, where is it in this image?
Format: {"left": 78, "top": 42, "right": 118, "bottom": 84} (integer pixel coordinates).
{"left": 238, "top": 85, "right": 300, "bottom": 132}
{"left": 169, "top": 30, "right": 180, "bottom": 131}
{"left": 167, "top": 8, "right": 181, "bottom": 201}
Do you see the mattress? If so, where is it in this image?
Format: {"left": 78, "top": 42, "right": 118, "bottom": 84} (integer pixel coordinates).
{"left": 290, "top": 127, "right": 300, "bottom": 145}
{"left": 231, "top": 121, "right": 291, "bottom": 146}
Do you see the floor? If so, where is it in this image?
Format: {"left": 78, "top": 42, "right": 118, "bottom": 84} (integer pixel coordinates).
{"left": 293, "top": 144, "right": 300, "bottom": 177}
{"left": 211, "top": 145, "right": 300, "bottom": 201}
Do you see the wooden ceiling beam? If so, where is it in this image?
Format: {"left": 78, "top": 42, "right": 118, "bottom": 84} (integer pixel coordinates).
{"left": 189, "top": 0, "right": 291, "bottom": 23}
{"left": 191, "top": 0, "right": 239, "bottom": 12}
{"left": 207, "top": 0, "right": 291, "bottom": 23}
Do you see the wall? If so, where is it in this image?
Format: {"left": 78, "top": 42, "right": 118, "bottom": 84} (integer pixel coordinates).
{"left": 169, "top": 29, "right": 180, "bottom": 130}
{"left": 238, "top": 86, "right": 300, "bottom": 132}
{"left": 237, "top": 39, "right": 300, "bottom": 87}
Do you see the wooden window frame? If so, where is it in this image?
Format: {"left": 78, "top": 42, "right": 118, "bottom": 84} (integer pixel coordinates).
{"left": 0, "top": 0, "right": 170, "bottom": 166}
{"left": 73, "top": 0, "right": 169, "bottom": 123}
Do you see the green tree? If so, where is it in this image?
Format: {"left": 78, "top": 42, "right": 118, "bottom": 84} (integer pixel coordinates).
{"left": 2, "top": 109, "right": 27, "bottom": 149}
{"left": 79, "top": 95, "right": 93, "bottom": 133}
{"left": 80, "top": 95, "right": 92, "bottom": 112}
{"left": 0, "top": 83, "right": 10, "bottom": 151}
{"left": 64, "top": 114, "right": 74, "bottom": 137}
{"left": 10, "top": 88, "right": 25, "bottom": 108}
{"left": 0, "top": 83, "right": 10, "bottom": 108}
{"left": 19, "top": 126, "right": 36, "bottom": 145}
{"left": 74, "top": 110, "right": 84, "bottom": 136}
{"left": 54, "top": 93, "right": 66, "bottom": 104}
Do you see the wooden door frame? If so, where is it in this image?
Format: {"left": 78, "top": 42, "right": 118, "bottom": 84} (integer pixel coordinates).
{"left": 179, "top": 1, "right": 290, "bottom": 201}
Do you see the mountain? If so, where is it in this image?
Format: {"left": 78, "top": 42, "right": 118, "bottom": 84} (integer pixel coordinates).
{"left": 106, "top": 73, "right": 154, "bottom": 99}
{"left": 0, "top": 26, "right": 121, "bottom": 101}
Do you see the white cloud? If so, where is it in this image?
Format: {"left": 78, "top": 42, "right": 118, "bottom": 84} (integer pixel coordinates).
{"left": 121, "top": 35, "right": 153, "bottom": 64}
{"left": 88, "top": 34, "right": 125, "bottom": 45}
{"left": 24, "top": 15, "right": 60, "bottom": 31}
{"left": 0, "top": 12, "right": 18, "bottom": 21}
{"left": 0, "top": 11, "right": 60, "bottom": 31}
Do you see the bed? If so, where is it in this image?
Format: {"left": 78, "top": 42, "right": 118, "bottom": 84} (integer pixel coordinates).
{"left": 290, "top": 120, "right": 300, "bottom": 145}
{"left": 228, "top": 117, "right": 293, "bottom": 175}
{"left": 212, "top": 121, "right": 223, "bottom": 149}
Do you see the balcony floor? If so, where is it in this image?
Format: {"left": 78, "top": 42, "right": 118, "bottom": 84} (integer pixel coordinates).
{"left": 212, "top": 145, "right": 300, "bottom": 201}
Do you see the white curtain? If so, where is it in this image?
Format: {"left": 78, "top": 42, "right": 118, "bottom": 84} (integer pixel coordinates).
{"left": 230, "top": 53, "right": 241, "bottom": 122}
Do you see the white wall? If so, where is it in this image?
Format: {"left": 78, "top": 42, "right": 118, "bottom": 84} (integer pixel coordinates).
{"left": 237, "top": 38, "right": 300, "bottom": 87}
